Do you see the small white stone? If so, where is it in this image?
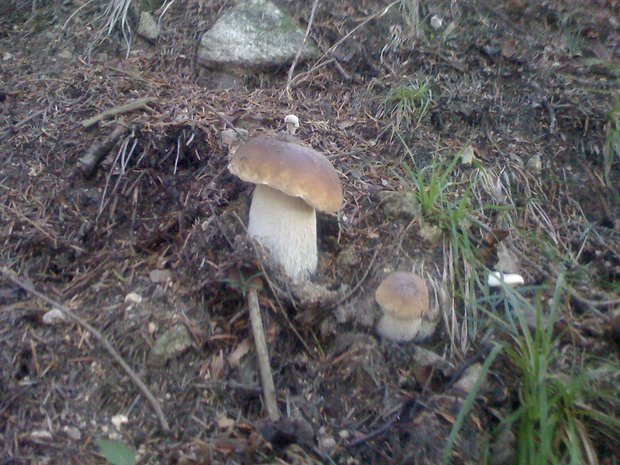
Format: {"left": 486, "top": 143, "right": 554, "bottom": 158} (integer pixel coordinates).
{"left": 460, "top": 145, "right": 475, "bottom": 165}
{"left": 63, "top": 426, "right": 82, "bottom": 441}
{"left": 111, "top": 414, "right": 129, "bottom": 429}
{"left": 2, "top": 52, "right": 13, "bottom": 61}
{"left": 318, "top": 435, "right": 337, "bottom": 452}
{"left": 338, "top": 429, "right": 350, "bottom": 439}
{"left": 42, "top": 308, "right": 67, "bottom": 325}
{"left": 454, "top": 363, "right": 484, "bottom": 394}
{"left": 31, "top": 429, "right": 53, "bottom": 440}
{"left": 149, "top": 269, "right": 172, "bottom": 284}
{"left": 124, "top": 292, "right": 143, "bottom": 304}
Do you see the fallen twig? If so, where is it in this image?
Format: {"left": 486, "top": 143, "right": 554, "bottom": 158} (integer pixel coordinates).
{"left": 247, "top": 285, "right": 280, "bottom": 421}
{"left": 78, "top": 124, "right": 129, "bottom": 178}
{"left": 231, "top": 212, "right": 314, "bottom": 356}
{"left": 80, "top": 97, "right": 156, "bottom": 128}
{"left": 0, "top": 267, "right": 171, "bottom": 433}
{"left": 289, "top": 0, "right": 400, "bottom": 89}
{"left": 285, "top": 0, "right": 320, "bottom": 98}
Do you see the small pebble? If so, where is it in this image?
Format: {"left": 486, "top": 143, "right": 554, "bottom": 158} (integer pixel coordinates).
{"left": 124, "top": 292, "right": 143, "bottom": 304}
{"left": 42, "top": 308, "right": 66, "bottom": 325}
{"left": 111, "top": 414, "right": 129, "bottom": 429}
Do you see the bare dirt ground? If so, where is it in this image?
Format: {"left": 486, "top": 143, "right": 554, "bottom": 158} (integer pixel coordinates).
{"left": 1, "top": 0, "right": 619, "bottom": 464}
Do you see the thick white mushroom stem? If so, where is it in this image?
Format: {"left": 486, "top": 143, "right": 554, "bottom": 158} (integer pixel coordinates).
{"left": 376, "top": 314, "right": 422, "bottom": 342}
{"left": 248, "top": 184, "right": 317, "bottom": 280}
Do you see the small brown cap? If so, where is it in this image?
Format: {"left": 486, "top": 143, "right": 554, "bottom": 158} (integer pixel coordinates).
{"left": 229, "top": 135, "right": 343, "bottom": 212}
{"left": 375, "top": 272, "right": 429, "bottom": 320}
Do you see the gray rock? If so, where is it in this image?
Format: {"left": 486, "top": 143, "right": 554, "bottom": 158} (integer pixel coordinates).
{"left": 137, "top": 11, "right": 159, "bottom": 42}
{"left": 149, "top": 269, "right": 171, "bottom": 284}
{"left": 202, "top": 71, "right": 243, "bottom": 90}
{"left": 151, "top": 325, "right": 192, "bottom": 363}
{"left": 42, "top": 308, "right": 67, "bottom": 325}
{"left": 418, "top": 223, "right": 443, "bottom": 244}
{"left": 198, "top": 0, "right": 319, "bottom": 70}
{"left": 380, "top": 191, "right": 419, "bottom": 221}
{"left": 57, "top": 50, "right": 73, "bottom": 60}
{"left": 336, "top": 245, "right": 361, "bottom": 269}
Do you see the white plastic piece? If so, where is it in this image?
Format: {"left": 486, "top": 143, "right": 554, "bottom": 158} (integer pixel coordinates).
{"left": 488, "top": 271, "right": 525, "bottom": 287}
{"left": 430, "top": 15, "right": 443, "bottom": 30}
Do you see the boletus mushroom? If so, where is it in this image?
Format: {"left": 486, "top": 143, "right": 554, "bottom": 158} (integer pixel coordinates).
{"left": 228, "top": 135, "right": 342, "bottom": 280}
{"left": 375, "top": 271, "right": 430, "bottom": 342}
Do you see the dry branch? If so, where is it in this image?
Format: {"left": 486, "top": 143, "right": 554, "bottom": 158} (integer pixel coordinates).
{"left": 285, "top": 0, "right": 320, "bottom": 98}
{"left": 78, "top": 124, "right": 129, "bottom": 178}
{"left": 247, "top": 286, "right": 280, "bottom": 421}
{"left": 0, "top": 267, "right": 171, "bottom": 434}
{"left": 80, "top": 96, "right": 156, "bottom": 128}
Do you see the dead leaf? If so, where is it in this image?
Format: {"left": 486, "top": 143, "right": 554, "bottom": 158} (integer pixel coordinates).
{"left": 337, "top": 120, "right": 355, "bottom": 129}
{"left": 228, "top": 338, "right": 251, "bottom": 367}
{"left": 501, "top": 38, "right": 517, "bottom": 59}
{"left": 216, "top": 412, "right": 235, "bottom": 431}
{"left": 204, "top": 350, "right": 225, "bottom": 379}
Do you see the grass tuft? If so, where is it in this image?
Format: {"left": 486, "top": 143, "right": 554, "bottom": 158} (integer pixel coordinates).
{"left": 490, "top": 278, "right": 620, "bottom": 465}
{"left": 382, "top": 78, "right": 435, "bottom": 141}
{"left": 400, "top": 140, "right": 494, "bottom": 352}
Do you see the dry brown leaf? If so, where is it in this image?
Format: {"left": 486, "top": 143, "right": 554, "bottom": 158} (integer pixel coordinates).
{"left": 228, "top": 338, "right": 252, "bottom": 367}
{"left": 501, "top": 38, "right": 517, "bottom": 59}
{"left": 208, "top": 350, "right": 225, "bottom": 379}
{"left": 216, "top": 411, "right": 235, "bottom": 431}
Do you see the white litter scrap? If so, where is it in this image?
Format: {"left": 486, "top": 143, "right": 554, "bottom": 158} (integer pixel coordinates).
{"left": 488, "top": 271, "right": 525, "bottom": 287}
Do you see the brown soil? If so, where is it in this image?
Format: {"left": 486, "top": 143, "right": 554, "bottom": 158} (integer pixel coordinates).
{"left": 1, "top": 0, "right": 619, "bottom": 464}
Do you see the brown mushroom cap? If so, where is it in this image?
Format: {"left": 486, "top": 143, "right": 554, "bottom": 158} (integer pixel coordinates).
{"left": 375, "top": 272, "right": 429, "bottom": 320}
{"left": 229, "top": 135, "right": 343, "bottom": 213}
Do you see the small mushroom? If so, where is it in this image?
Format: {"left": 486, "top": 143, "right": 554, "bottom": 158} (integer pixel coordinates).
{"left": 375, "top": 271, "right": 430, "bottom": 342}
{"left": 228, "top": 135, "right": 342, "bottom": 280}
{"left": 284, "top": 114, "right": 300, "bottom": 135}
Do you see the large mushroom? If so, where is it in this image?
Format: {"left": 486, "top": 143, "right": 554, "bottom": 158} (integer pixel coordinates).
{"left": 375, "top": 271, "right": 430, "bottom": 342}
{"left": 228, "top": 135, "right": 342, "bottom": 280}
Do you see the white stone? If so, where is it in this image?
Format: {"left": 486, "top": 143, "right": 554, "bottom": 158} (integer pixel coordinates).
{"left": 124, "top": 292, "right": 143, "bottom": 304}
{"left": 430, "top": 15, "right": 443, "bottom": 30}
{"left": 137, "top": 11, "right": 159, "bottom": 41}
{"left": 198, "top": 0, "right": 318, "bottom": 69}
{"left": 42, "top": 308, "right": 67, "bottom": 325}
{"left": 111, "top": 414, "right": 129, "bottom": 429}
